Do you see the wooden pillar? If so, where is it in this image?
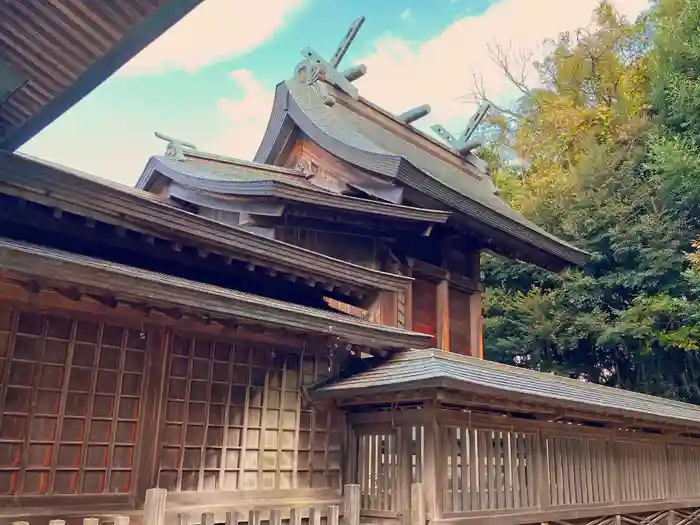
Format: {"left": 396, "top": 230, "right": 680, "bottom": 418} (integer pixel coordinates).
{"left": 411, "top": 483, "right": 426, "bottom": 525}
{"left": 436, "top": 279, "right": 450, "bottom": 351}
{"left": 405, "top": 265, "right": 414, "bottom": 330}
{"left": 469, "top": 292, "right": 483, "bottom": 359}
{"left": 422, "top": 403, "right": 442, "bottom": 521}
{"left": 135, "top": 325, "right": 169, "bottom": 503}
{"left": 344, "top": 484, "right": 361, "bottom": 525}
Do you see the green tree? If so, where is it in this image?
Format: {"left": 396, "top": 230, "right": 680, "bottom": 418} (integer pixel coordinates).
{"left": 481, "top": 0, "right": 700, "bottom": 402}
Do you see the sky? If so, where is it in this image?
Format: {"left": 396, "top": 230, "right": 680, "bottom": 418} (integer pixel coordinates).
{"left": 18, "top": 0, "right": 651, "bottom": 186}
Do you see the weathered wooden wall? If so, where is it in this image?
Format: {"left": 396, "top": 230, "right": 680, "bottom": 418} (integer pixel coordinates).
{"left": 0, "top": 298, "right": 344, "bottom": 516}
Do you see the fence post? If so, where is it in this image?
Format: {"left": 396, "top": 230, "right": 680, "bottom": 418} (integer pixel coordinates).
{"left": 411, "top": 483, "right": 426, "bottom": 525}
{"left": 343, "top": 484, "right": 360, "bottom": 525}
{"left": 144, "top": 488, "right": 168, "bottom": 525}
{"left": 329, "top": 506, "right": 340, "bottom": 525}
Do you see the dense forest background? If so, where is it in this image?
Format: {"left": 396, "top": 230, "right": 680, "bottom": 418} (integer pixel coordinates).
{"left": 480, "top": 0, "right": 700, "bottom": 402}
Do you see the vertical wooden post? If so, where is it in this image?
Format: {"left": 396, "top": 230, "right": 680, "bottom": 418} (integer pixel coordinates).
{"left": 135, "top": 326, "right": 169, "bottom": 503}
{"left": 411, "top": 482, "right": 426, "bottom": 525}
{"left": 114, "top": 518, "right": 130, "bottom": 525}
{"left": 344, "top": 484, "right": 361, "bottom": 525}
{"left": 436, "top": 279, "right": 450, "bottom": 351}
{"left": 422, "top": 403, "right": 442, "bottom": 521}
{"left": 49, "top": 521, "right": 66, "bottom": 525}
{"left": 225, "top": 512, "right": 240, "bottom": 525}
{"left": 405, "top": 262, "right": 414, "bottom": 330}
{"left": 201, "top": 513, "right": 215, "bottom": 525}
{"left": 309, "top": 508, "right": 321, "bottom": 525}
{"left": 83, "top": 519, "right": 99, "bottom": 525}
{"left": 329, "top": 505, "right": 341, "bottom": 525}
{"left": 468, "top": 292, "right": 483, "bottom": 359}
{"left": 144, "top": 488, "right": 168, "bottom": 525}
{"left": 270, "top": 509, "right": 282, "bottom": 525}
{"left": 290, "top": 509, "right": 301, "bottom": 525}
{"left": 667, "top": 510, "right": 677, "bottom": 525}
{"left": 534, "top": 431, "right": 548, "bottom": 509}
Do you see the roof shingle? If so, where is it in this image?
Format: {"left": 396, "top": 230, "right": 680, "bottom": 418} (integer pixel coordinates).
{"left": 312, "top": 349, "right": 700, "bottom": 427}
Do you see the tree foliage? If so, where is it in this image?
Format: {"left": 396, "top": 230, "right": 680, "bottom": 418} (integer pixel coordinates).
{"left": 481, "top": 0, "right": 700, "bottom": 402}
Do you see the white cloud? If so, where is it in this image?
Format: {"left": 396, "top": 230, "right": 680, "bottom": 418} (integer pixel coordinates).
{"left": 119, "top": 0, "right": 305, "bottom": 76}
{"left": 206, "top": 70, "right": 275, "bottom": 160}
{"left": 400, "top": 8, "right": 412, "bottom": 20}
{"left": 352, "top": 0, "right": 651, "bottom": 134}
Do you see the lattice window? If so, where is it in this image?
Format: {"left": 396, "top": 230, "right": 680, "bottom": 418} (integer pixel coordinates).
{"left": 443, "top": 427, "right": 537, "bottom": 512}
{"left": 0, "top": 307, "right": 146, "bottom": 496}
{"left": 157, "top": 333, "right": 342, "bottom": 492}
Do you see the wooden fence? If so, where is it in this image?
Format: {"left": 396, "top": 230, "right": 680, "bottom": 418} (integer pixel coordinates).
{"left": 4, "top": 486, "right": 360, "bottom": 525}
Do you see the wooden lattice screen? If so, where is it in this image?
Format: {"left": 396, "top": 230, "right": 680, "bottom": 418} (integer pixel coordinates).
{"left": 442, "top": 423, "right": 700, "bottom": 513}
{"left": 357, "top": 431, "right": 399, "bottom": 512}
{"left": 0, "top": 307, "right": 146, "bottom": 496}
{"left": 156, "top": 332, "right": 342, "bottom": 492}
{"left": 547, "top": 435, "right": 613, "bottom": 506}
{"left": 443, "top": 426, "right": 537, "bottom": 512}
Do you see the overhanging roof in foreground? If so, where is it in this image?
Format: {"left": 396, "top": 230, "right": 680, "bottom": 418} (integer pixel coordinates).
{"left": 0, "top": 0, "right": 204, "bottom": 151}
{"left": 312, "top": 349, "right": 700, "bottom": 429}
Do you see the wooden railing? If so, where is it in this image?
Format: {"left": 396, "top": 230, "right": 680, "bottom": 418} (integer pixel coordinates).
{"left": 145, "top": 485, "right": 360, "bottom": 525}
{"left": 2, "top": 487, "right": 360, "bottom": 525}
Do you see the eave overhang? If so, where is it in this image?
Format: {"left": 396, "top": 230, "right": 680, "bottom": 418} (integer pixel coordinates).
{"left": 0, "top": 0, "right": 204, "bottom": 151}
{"left": 311, "top": 350, "right": 700, "bottom": 431}
{"left": 141, "top": 155, "right": 452, "bottom": 225}
{"left": 0, "top": 152, "right": 413, "bottom": 297}
{"left": 255, "top": 81, "right": 589, "bottom": 272}
{"left": 0, "top": 238, "right": 433, "bottom": 351}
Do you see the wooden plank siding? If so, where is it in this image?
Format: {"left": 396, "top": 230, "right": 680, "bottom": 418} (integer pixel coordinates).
{"left": 275, "top": 226, "right": 401, "bottom": 326}
{"left": 0, "top": 298, "right": 345, "bottom": 516}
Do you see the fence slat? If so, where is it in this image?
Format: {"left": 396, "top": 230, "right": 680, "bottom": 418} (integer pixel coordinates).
{"left": 329, "top": 505, "right": 340, "bottom": 525}
{"left": 144, "top": 488, "right": 168, "bottom": 525}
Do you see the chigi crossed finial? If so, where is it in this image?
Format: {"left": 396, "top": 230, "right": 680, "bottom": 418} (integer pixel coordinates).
{"left": 294, "top": 17, "right": 367, "bottom": 106}
{"left": 431, "top": 101, "right": 492, "bottom": 156}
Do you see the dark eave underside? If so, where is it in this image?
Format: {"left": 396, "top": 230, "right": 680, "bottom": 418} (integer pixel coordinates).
{"left": 0, "top": 0, "right": 204, "bottom": 151}
{"left": 312, "top": 350, "right": 700, "bottom": 429}
{"left": 145, "top": 155, "right": 451, "bottom": 224}
{"left": 0, "top": 237, "right": 432, "bottom": 351}
{"left": 0, "top": 152, "right": 412, "bottom": 295}
{"left": 255, "top": 81, "right": 589, "bottom": 271}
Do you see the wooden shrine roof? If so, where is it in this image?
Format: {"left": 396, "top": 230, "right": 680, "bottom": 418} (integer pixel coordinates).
{"left": 312, "top": 349, "right": 700, "bottom": 429}
{"left": 0, "top": 237, "right": 432, "bottom": 351}
{"left": 0, "top": 0, "right": 203, "bottom": 150}
{"left": 138, "top": 153, "right": 452, "bottom": 225}
{"left": 256, "top": 80, "right": 589, "bottom": 271}
{"left": 0, "top": 152, "right": 412, "bottom": 297}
